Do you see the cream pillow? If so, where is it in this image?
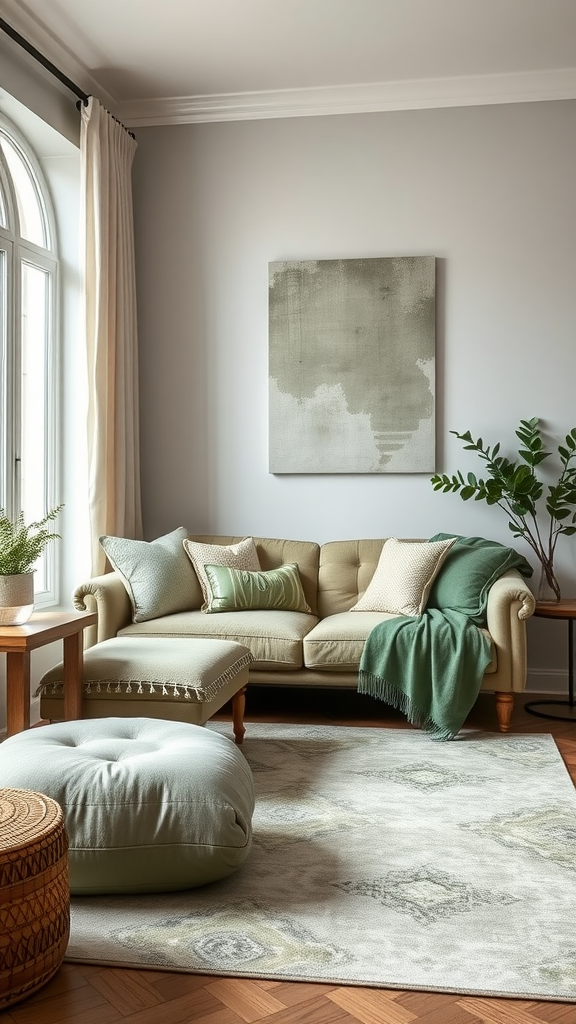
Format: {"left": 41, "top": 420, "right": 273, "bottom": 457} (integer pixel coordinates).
{"left": 350, "top": 537, "right": 457, "bottom": 616}
{"left": 183, "top": 537, "right": 261, "bottom": 611}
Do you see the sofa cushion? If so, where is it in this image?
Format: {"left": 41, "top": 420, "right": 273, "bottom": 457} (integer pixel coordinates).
{"left": 99, "top": 527, "right": 202, "bottom": 622}
{"left": 303, "top": 611, "right": 496, "bottom": 673}
{"left": 203, "top": 563, "right": 310, "bottom": 614}
{"left": 119, "top": 609, "right": 318, "bottom": 670}
{"left": 304, "top": 611, "right": 401, "bottom": 670}
{"left": 183, "top": 537, "right": 261, "bottom": 611}
{"left": 351, "top": 537, "right": 456, "bottom": 616}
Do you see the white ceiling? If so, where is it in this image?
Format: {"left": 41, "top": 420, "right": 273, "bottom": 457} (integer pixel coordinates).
{"left": 1, "top": 0, "right": 576, "bottom": 125}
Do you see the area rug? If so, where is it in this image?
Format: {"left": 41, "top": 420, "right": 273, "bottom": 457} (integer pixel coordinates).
{"left": 66, "top": 723, "right": 576, "bottom": 1001}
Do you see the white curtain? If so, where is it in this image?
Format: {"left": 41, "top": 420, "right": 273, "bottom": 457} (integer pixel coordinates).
{"left": 80, "top": 97, "right": 143, "bottom": 576}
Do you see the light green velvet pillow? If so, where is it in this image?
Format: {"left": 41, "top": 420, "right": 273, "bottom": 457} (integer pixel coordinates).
{"left": 427, "top": 533, "right": 533, "bottom": 625}
{"left": 100, "top": 527, "right": 202, "bottom": 622}
{"left": 203, "top": 562, "right": 311, "bottom": 614}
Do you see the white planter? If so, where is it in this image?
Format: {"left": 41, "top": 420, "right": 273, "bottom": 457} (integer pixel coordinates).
{"left": 0, "top": 573, "right": 35, "bottom": 625}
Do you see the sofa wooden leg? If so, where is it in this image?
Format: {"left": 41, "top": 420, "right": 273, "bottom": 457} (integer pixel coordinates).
{"left": 495, "top": 691, "right": 514, "bottom": 732}
{"left": 232, "top": 685, "right": 247, "bottom": 745}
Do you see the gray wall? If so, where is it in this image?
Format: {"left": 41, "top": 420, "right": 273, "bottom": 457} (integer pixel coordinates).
{"left": 132, "top": 100, "right": 576, "bottom": 691}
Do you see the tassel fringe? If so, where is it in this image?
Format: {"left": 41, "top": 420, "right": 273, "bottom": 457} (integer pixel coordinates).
{"left": 33, "top": 651, "right": 252, "bottom": 705}
{"left": 357, "top": 670, "right": 456, "bottom": 741}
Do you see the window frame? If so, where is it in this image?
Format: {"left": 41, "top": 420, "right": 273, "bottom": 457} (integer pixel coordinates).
{"left": 0, "top": 114, "right": 60, "bottom": 605}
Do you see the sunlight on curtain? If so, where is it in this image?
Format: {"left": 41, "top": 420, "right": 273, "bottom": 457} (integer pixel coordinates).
{"left": 80, "top": 97, "right": 143, "bottom": 575}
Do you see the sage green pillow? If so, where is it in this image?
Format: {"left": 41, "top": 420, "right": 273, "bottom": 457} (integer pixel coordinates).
{"left": 100, "top": 527, "right": 201, "bottom": 622}
{"left": 427, "top": 533, "right": 533, "bottom": 625}
{"left": 203, "top": 562, "right": 311, "bottom": 614}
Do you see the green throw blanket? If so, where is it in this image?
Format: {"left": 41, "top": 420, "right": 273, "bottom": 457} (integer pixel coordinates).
{"left": 358, "top": 535, "right": 533, "bottom": 740}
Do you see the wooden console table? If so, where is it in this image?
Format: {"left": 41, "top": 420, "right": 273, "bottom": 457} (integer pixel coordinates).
{"left": 0, "top": 610, "right": 97, "bottom": 736}
{"left": 525, "top": 599, "right": 576, "bottom": 723}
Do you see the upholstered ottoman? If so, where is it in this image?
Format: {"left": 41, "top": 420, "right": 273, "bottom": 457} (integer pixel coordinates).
{"left": 37, "top": 636, "right": 251, "bottom": 744}
{"left": 0, "top": 718, "right": 254, "bottom": 895}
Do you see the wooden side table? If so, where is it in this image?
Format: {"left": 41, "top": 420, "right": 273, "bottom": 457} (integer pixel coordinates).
{"left": 0, "top": 610, "right": 97, "bottom": 736}
{"left": 525, "top": 599, "right": 576, "bottom": 722}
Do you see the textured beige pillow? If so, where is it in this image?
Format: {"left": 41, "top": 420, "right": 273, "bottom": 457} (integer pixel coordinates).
{"left": 183, "top": 537, "right": 261, "bottom": 611}
{"left": 350, "top": 537, "right": 457, "bottom": 616}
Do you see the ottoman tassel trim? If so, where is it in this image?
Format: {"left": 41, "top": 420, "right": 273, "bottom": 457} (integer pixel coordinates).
{"left": 34, "top": 652, "right": 252, "bottom": 704}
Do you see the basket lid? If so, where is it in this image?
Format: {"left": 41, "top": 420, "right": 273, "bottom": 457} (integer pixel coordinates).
{"left": 0, "top": 788, "right": 64, "bottom": 853}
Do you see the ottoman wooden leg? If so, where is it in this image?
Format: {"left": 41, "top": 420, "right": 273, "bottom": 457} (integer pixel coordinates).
{"left": 232, "top": 686, "right": 247, "bottom": 745}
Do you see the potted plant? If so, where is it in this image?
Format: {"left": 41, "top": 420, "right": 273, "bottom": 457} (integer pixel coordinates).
{"left": 0, "top": 505, "right": 63, "bottom": 624}
{"left": 430, "top": 418, "right": 576, "bottom": 602}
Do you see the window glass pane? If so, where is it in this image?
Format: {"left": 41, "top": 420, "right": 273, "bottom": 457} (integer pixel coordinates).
{"left": 0, "top": 116, "right": 60, "bottom": 604}
{"left": 0, "top": 135, "right": 45, "bottom": 246}
{"left": 0, "top": 248, "right": 6, "bottom": 508}
{"left": 21, "top": 261, "right": 49, "bottom": 590}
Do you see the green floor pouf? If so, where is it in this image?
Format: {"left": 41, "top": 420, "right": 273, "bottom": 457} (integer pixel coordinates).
{"left": 0, "top": 718, "right": 254, "bottom": 895}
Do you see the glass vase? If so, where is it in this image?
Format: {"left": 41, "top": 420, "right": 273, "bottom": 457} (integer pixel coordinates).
{"left": 537, "top": 563, "right": 561, "bottom": 603}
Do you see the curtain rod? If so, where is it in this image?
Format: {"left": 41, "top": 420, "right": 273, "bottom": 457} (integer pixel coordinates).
{"left": 0, "top": 16, "right": 89, "bottom": 104}
{"left": 0, "top": 17, "right": 135, "bottom": 138}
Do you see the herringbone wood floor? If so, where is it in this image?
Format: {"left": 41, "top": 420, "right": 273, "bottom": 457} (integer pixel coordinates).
{"left": 3, "top": 688, "right": 576, "bottom": 1024}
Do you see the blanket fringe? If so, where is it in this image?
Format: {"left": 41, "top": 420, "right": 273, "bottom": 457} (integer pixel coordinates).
{"left": 357, "top": 670, "right": 457, "bottom": 741}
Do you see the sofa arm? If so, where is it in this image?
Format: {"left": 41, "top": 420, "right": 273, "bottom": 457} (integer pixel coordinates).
{"left": 484, "top": 569, "right": 536, "bottom": 693}
{"left": 73, "top": 572, "right": 132, "bottom": 647}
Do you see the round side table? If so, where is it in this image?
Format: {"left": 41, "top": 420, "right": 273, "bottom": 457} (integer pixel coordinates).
{"left": 525, "top": 599, "right": 576, "bottom": 722}
{"left": 0, "top": 788, "right": 70, "bottom": 1010}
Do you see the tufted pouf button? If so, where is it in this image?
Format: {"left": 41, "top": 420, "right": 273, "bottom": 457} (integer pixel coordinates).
{"left": 0, "top": 718, "right": 254, "bottom": 896}
{"left": 0, "top": 788, "right": 69, "bottom": 1010}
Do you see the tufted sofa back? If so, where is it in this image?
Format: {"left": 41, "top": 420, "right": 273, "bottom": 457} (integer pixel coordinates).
{"left": 187, "top": 536, "right": 424, "bottom": 620}
{"left": 317, "top": 539, "right": 425, "bottom": 618}
{"left": 317, "top": 540, "right": 383, "bottom": 618}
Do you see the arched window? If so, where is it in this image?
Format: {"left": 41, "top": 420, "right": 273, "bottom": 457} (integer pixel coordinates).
{"left": 0, "top": 115, "right": 59, "bottom": 601}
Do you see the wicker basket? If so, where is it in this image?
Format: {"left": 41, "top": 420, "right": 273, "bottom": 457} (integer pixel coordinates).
{"left": 0, "top": 788, "right": 70, "bottom": 1010}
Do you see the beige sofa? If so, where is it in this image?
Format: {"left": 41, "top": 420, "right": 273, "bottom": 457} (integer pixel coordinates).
{"left": 68, "top": 535, "right": 536, "bottom": 733}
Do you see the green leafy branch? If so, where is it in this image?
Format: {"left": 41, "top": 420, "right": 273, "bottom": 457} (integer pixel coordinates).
{"left": 430, "top": 418, "right": 576, "bottom": 600}
{"left": 0, "top": 505, "right": 64, "bottom": 575}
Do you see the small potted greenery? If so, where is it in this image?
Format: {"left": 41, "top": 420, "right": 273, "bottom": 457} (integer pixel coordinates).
{"left": 431, "top": 418, "right": 576, "bottom": 602}
{"left": 0, "top": 505, "right": 63, "bottom": 624}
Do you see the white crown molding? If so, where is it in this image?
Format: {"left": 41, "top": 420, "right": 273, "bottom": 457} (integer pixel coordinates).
{"left": 0, "top": 0, "right": 118, "bottom": 111}
{"left": 1, "top": 2, "right": 575, "bottom": 127}
{"left": 118, "top": 68, "right": 576, "bottom": 127}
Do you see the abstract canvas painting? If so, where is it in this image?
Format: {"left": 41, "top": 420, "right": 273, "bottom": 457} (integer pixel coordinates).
{"left": 269, "top": 256, "right": 436, "bottom": 473}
